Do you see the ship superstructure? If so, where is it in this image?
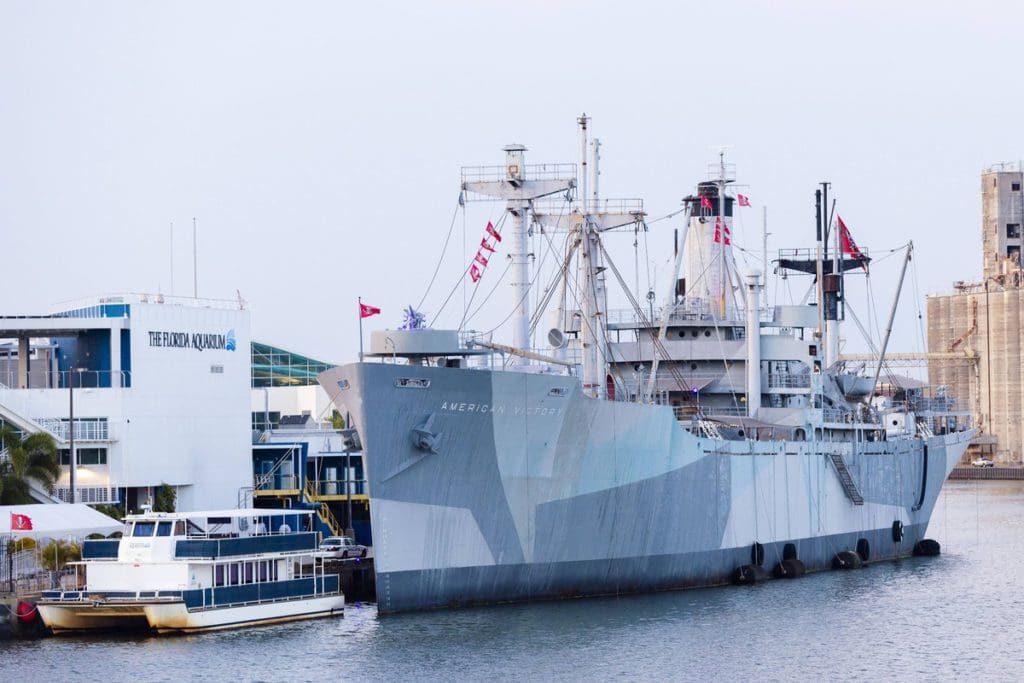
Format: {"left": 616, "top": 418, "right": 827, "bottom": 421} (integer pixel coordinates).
{"left": 320, "top": 119, "right": 973, "bottom": 613}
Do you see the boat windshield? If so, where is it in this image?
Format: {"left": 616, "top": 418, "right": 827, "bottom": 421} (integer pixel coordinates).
{"left": 132, "top": 521, "right": 157, "bottom": 537}
{"left": 156, "top": 521, "right": 173, "bottom": 537}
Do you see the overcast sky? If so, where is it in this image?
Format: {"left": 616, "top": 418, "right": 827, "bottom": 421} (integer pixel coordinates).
{"left": 1, "top": 1, "right": 1018, "bottom": 363}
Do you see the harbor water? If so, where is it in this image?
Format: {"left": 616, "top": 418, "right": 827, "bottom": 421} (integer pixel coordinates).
{"left": 2, "top": 481, "right": 1023, "bottom": 681}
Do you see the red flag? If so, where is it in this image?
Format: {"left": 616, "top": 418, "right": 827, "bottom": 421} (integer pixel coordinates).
{"left": 737, "top": 194, "right": 751, "bottom": 207}
{"left": 11, "top": 512, "right": 33, "bottom": 532}
{"left": 838, "top": 216, "right": 868, "bottom": 271}
{"left": 714, "top": 217, "right": 731, "bottom": 245}
{"left": 700, "top": 195, "right": 712, "bottom": 211}
{"left": 359, "top": 303, "right": 381, "bottom": 319}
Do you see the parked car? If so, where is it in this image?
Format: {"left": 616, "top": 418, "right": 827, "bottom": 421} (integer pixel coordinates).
{"left": 319, "top": 536, "right": 367, "bottom": 559}
{"left": 971, "top": 457, "right": 994, "bottom": 468}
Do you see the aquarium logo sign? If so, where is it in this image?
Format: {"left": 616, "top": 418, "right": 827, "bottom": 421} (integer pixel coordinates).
{"left": 148, "top": 329, "right": 238, "bottom": 352}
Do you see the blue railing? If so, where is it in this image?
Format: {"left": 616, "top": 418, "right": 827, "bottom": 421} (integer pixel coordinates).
{"left": 174, "top": 532, "right": 318, "bottom": 559}
{"left": 82, "top": 539, "right": 120, "bottom": 559}
{"left": 182, "top": 575, "right": 340, "bottom": 609}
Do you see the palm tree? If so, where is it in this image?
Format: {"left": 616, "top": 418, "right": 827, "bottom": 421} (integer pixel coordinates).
{"left": 0, "top": 423, "right": 60, "bottom": 505}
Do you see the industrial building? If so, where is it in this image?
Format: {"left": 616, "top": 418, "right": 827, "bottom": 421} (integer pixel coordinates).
{"left": 928, "top": 163, "right": 1024, "bottom": 464}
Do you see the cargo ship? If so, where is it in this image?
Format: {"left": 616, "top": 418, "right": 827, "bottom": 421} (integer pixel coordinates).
{"left": 320, "top": 118, "right": 973, "bottom": 613}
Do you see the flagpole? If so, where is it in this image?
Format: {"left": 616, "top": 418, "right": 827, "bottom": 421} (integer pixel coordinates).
{"left": 358, "top": 297, "right": 364, "bottom": 362}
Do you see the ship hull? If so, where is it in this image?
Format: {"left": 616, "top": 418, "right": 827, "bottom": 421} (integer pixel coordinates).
{"left": 321, "top": 363, "right": 973, "bottom": 614}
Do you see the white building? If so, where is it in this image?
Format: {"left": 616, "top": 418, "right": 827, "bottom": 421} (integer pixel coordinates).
{"left": 0, "top": 294, "right": 251, "bottom": 510}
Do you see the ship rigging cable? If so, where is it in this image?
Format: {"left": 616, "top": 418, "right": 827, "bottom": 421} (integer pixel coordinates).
{"left": 416, "top": 196, "right": 465, "bottom": 312}
{"left": 432, "top": 212, "right": 508, "bottom": 324}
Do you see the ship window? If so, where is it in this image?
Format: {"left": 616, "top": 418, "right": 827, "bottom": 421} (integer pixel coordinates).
{"left": 548, "top": 387, "right": 568, "bottom": 397}
{"left": 258, "top": 561, "right": 268, "bottom": 582}
{"left": 214, "top": 565, "right": 225, "bottom": 587}
{"left": 704, "top": 330, "right": 711, "bottom": 337}
{"left": 1007, "top": 224, "right": 1021, "bottom": 239}
{"left": 1014, "top": 182, "right": 1021, "bottom": 191}
{"left": 156, "top": 522, "right": 173, "bottom": 537}
{"left": 690, "top": 363, "right": 698, "bottom": 371}
{"left": 132, "top": 522, "right": 156, "bottom": 537}
{"left": 244, "top": 562, "right": 254, "bottom": 584}
{"left": 174, "top": 521, "right": 186, "bottom": 536}
{"left": 691, "top": 330, "right": 699, "bottom": 338}
{"left": 229, "top": 563, "right": 240, "bottom": 586}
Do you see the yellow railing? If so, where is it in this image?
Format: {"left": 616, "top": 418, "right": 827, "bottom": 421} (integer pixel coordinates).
{"left": 304, "top": 479, "right": 343, "bottom": 538}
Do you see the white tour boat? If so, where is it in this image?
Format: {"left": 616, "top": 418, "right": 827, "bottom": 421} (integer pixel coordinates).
{"left": 37, "top": 508, "right": 345, "bottom": 634}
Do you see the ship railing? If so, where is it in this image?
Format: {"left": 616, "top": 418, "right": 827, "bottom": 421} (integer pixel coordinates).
{"left": 823, "top": 407, "right": 851, "bottom": 423}
{"left": 174, "top": 532, "right": 319, "bottom": 560}
{"left": 985, "top": 161, "right": 1024, "bottom": 174}
{"left": 40, "top": 588, "right": 185, "bottom": 603}
{"left": 460, "top": 163, "right": 577, "bottom": 188}
{"left": 777, "top": 247, "right": 873, "bottom": 262}
{"left": 531, "top": 198, "right": 645, "bottom": 218}
{"left": 701, "top": 406, "right": 748, "bottom": 418}
{"left": 767, "top": 372, "right": 811, "bottom": 389}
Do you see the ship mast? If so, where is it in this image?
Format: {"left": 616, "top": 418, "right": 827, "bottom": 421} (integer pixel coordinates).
{"left": 534, "top": 116, "right": 643, "bottom": 398}
{"left": 461, "top": 146, "right": 575, "bottom": 360}
{"left": 577, "top": 115, "right": 608, "bottom": 398}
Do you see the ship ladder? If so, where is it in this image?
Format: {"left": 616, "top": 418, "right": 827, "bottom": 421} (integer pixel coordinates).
{"left": 916, "top": 418, "right": 934, "bottom": 439}
{"left": 826, "top": 452, "right": 864, "bottom": 505}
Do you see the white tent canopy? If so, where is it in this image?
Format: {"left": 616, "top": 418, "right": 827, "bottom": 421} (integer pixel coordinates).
{"left": 0, "top": 504, "right": 122, "bottom": 540}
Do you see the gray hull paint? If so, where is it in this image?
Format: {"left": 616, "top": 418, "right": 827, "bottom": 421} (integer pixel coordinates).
{"left": 321, "top": 363, "right": 971, "bottom": 614}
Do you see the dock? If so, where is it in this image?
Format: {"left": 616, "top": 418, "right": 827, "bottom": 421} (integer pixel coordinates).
{"left": 949, "top": 466, "right": 1024, "bottom": 480}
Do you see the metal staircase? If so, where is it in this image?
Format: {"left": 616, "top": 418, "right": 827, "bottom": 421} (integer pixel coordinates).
{"left": 827, "top": 452, "right": 864, "bottom": 505}
{"left": 697, "top": 419, "right": 724, "bottom": 440}
{"left": 303, "top": 479, "right": 344, "bottom": 538}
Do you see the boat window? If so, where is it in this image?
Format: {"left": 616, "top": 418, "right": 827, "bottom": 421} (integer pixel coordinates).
{"left": 214, "top": 564, "right": 225, "bottom": 587}
{"left": 229, "top": 563, "right": 240, "bottom": 586}
{"left": 244, "top": 562, "right": 254, "bottom": 584}
{"left": 258, "top": 561, "right": 268, "bottom": 582}
{"left": 156, "top": 521, "right": 173, "bottom": 537}
{"left": 132, "top": 522, "right": 156, "bottom": 537}
{"left": 174, "top": 521, "right": 186, "bottom": 536}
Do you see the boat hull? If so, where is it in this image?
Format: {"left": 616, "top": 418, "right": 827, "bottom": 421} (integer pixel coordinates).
{"left": 321, "top": 363, "right": 973, "bottom": 614}
{"left": 37, "top": 594, "right": 345, "bottom": 634}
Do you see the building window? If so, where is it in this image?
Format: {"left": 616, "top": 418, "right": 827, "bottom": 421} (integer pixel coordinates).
{"left": 1008, "top": 224, "right": 1021, "bottom": 239}
{"left": 59, "top": 447, "right": 108, "bottom": 466}
{"left": 1013, "top": 182, "right": 1021, "bottom": 191}
{"left": 1008, "top": 246, "right": 1021, "bottom": 263}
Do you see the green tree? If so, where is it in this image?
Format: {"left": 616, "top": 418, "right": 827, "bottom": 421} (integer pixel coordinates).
{"left": 153, "top": 483, "right": 176, "bottom": 513}
{"left": 39, "top": 539, "right": 81, "bottom": 572}
{"left": 90, "top": 503, "right": 125, "bottom": 521}
{"left": 0, "top": 424, "right": 60, "bottom": 505}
